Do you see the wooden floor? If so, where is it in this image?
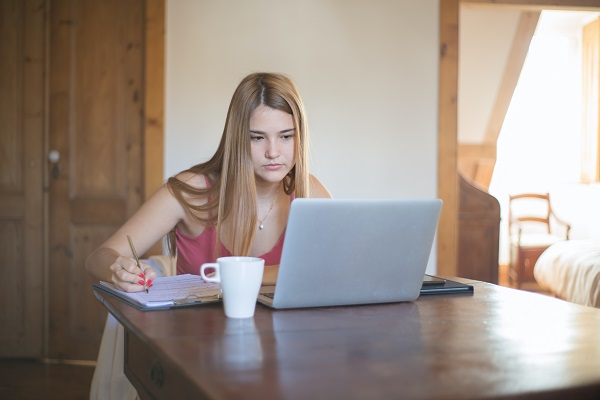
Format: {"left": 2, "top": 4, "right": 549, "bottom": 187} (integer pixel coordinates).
{"left": 0, "top": 358, "right": 95, "bottom": 400}
{"left": 497, "top": 263, "right": 551, "bottom": 295}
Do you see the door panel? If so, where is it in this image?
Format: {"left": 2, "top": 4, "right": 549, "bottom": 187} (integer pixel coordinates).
{"left": 0, "top": 0, "right": 45, "bottom": 358}
{"left": 47, "top": 0, "right": 145, "bottom": 360}
{"left": 0, "top": 0, "right": 163, "bottom": 359}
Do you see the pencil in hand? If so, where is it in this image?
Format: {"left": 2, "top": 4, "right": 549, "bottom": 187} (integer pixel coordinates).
{"left": 127, "top": 235, "right": 148, "bottom": 293}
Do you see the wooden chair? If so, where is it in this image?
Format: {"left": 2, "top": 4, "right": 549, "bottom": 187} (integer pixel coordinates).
{"left": 508, "top": 193, "right": 571, "bottom": 288}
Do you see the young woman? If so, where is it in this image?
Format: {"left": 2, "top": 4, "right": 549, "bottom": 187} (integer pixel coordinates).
{"left": 85, "top": 72, "right": 332, "bottom": 291}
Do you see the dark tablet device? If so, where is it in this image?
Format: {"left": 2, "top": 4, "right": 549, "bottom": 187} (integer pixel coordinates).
{"left": 420, "top": 275, "right": 474, "bottom": 295}
{"left": 422, "top": 274, "right": 447, "bottom": 286}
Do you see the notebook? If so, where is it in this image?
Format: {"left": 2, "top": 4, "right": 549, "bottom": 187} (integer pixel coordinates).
{"left": 257, "top": 198, "right": 442, "bottom": 309}
{"left": 92, "top": 274, "right": 221, "bottom": 310}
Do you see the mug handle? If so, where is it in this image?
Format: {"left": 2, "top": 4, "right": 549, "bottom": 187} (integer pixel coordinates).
{"left": 200, "top": 263, "right": 220, "bottom": 283}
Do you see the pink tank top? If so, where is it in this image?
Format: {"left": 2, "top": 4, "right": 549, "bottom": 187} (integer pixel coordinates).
{"left": 175, "top": 227, "right": 286, "bottom": 275}
{"left": 175, "top": 176, "right": 291, "bottom": 275}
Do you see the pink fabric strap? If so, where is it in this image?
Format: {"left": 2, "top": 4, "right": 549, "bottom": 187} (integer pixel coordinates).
{"left": 175, "top": 176, "right": 290, "bottom": 275}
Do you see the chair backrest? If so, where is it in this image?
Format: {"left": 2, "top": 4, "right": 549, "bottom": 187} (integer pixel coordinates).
{"left": 508, "top": 192, "right": 570, "bottom": 242}
{"left": 508, "top": 193, "right": 551, "bottom": 235}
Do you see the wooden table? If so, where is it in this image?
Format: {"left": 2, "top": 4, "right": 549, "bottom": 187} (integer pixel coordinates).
{"left": 94, "top": 279, "right": 600, "bottom": 399}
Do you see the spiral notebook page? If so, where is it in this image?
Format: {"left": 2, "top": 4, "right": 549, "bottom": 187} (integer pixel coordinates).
{"left": 98, "top": 274, "right": 221, "bottom": 308}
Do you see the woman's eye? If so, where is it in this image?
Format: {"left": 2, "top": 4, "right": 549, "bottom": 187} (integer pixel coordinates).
{"left": 250, "top": 136, "right": 263, "bottom": 141}
{"left": 281, "top": 134, "right": 294, "bottom": 140}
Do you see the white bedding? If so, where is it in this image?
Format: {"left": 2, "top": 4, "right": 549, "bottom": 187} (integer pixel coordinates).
{"left": 534, "top": 240, "right": 600, "bottom": 308}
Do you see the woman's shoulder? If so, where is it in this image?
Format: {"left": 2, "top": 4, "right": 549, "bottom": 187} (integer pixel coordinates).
{"left": 309, "top": 174, "right": 333, "bottom": 198}
{"left": 172, "top": 171, "right": 211, "bottom": 190}
{"left": 168, "top": 171, "right": 214, "bottom": 209}
{"left": 167, "top": 171, "right": 214, "bottom": 222}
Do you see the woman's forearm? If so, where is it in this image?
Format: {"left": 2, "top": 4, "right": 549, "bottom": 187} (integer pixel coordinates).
{"left": 262, "top": 264, "right": 279, "bottom": 286}
{"left": 86, "top": 247, "right": 121, "bottom": 282}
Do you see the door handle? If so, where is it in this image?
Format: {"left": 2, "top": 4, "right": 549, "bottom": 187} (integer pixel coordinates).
{"left": 48, "top": 149, "right": 61, "bottom": 178}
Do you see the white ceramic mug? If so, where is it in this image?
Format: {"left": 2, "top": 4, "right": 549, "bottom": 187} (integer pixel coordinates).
{"left": 200, "top": 256, "right": 265, "bottom": 318}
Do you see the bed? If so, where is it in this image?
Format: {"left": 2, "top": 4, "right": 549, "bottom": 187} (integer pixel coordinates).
{"left": 533, "top": 239, "right": 600, "bottom": 308}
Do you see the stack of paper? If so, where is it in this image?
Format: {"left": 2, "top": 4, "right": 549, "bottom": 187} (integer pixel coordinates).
{"left": 93, "top": 274, "right": 221, "bottom": 310}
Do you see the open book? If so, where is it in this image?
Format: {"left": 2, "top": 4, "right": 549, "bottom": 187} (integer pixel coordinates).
{"left": 92, "top": 274, "right": 222, "bottom": 310}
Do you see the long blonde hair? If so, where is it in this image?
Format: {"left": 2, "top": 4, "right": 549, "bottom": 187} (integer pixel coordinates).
{"left": 167, "top": 72, "right": 310, "bottom": 256}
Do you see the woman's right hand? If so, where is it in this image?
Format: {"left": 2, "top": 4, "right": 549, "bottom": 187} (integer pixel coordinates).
{"left": 110, "top": 256, "right": 156, "bottom": 292}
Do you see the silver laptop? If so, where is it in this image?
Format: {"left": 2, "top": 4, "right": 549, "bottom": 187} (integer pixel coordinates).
{"left": 257, "top": 198, "right": 442, "bottom": 309}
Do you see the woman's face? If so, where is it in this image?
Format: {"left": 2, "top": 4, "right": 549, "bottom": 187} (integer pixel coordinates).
{"left": 249, "top": 105, "right": 297, "bottom": 185}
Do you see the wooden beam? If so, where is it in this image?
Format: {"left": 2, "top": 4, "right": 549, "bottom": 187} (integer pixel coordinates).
{"left": 581, "top": 18, "right": 600, "bottom": 182}
{"left": 143, "top": 0, "right": 165, "bottom": 256}
{"left": 438, "top": 0, "right": 460, "bottom": 276}
{"left": 144, "top": 0, "right": 165, "bottom": 200}
{"left": 462, "top": 0, "right": 600, "bottom": 11}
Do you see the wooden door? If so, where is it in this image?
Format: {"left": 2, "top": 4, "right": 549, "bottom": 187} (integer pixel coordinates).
{"left": 46, "top": 0, "right": 146, "bottom": 360}
{"left": 0, "top": 0, "right": 45, "bottom": 358}
{"left": 0, "top": 0, "right": 163, "bottom": 360}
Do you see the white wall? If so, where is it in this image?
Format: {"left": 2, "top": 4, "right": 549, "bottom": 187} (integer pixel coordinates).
{"left": 165, "top": 0, "right": 439, "bottom": 200}
{"left": 459, "top": 8, "right": 521, "bottom": 144}
{"left": 165, "top": 0, "right": 440, "bottom": 271}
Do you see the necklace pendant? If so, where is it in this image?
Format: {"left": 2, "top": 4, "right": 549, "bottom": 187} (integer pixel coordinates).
{"left": 259, "top": 223, "right": 264, "bottom": 230}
